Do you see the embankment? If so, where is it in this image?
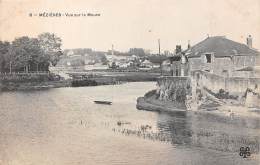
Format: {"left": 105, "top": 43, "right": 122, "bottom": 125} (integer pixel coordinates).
{"left": 0, "top": 73, "right": 69, "bottom": 91}
{"left": 137, "top": 76, "right": 191, "bottom": 112}
{"left": 136, "top": 89, "right": 186, "bottom": 112}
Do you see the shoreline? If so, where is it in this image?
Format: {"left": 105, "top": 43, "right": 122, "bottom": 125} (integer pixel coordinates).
{"left": 0, "top": 76, "right": 157, "bottom": 92}
{"left": 136, "top": 90, "right": 260, "bottom": 120}
{"left": 136, "top": 97, "right": 186, "bottom": 112}
{"left": 0, "top": 80, "right": 71, "bottom": 91}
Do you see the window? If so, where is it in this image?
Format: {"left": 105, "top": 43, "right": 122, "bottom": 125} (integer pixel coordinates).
{"left": 205, "top": 54, "right": 212, "bottom": 63}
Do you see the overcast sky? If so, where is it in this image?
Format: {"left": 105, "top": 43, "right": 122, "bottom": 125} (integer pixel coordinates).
{"left": 0, "top": 0, "right": 260, "bottom": 53}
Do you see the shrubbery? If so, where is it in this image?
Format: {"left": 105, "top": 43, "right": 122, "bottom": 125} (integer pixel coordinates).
{"left": 204, "top": 87, "right": 238, "bottom": 100}
{"left": 215, "top": 89, "right": 238, "bottom": 99}
{"left": 144, "top": 89, "right": 157, "bottom": 98}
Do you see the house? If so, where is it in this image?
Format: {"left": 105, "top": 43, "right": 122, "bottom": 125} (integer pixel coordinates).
{"left": 184, "top": 36, "right": 260, "bottom": 77}
{"left": 140, "top": 59, "right": 153, "bottom": 68}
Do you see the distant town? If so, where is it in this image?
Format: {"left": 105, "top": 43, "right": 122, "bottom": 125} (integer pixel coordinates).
{"left": 54, "top": 46, "right": 170, "bottom": 73}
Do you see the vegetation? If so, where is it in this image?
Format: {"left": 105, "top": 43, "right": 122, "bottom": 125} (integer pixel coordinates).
{"left": 144, "top": 89, "right": 156, "bottom": 97}
{"left": 204, "top": 88, "right": 239, "bottom": 100}
{"left": 128, "top": 48, "right": 146, "bottom": 56}
{"left": 61, "top": 48, "right": 108, "bottom": 66}
{"left": 0, "top": 32, "right": 62, "bottom": 73}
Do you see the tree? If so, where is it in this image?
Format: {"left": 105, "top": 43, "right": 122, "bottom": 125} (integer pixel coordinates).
{"left": 9, "top": 37, "right": 43, "bottom": 73}
{"left": 38, "top": 32, "right": 62, "bottom": 66}
{"left": 0, "top": 33, "right": 63, "bottom": 73}
{"left": 0, "top": 41, "right": 10, "bottom": 73}
{"left": 129, "top": 48, "right": 146, "bottom": 56}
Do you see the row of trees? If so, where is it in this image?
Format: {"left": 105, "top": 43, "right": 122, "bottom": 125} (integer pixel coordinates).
{"left": 0, "top": 33, "right": 62, "bottom": 73}
{"left": 107, "top": 48, "right": 149, "bottom": 56}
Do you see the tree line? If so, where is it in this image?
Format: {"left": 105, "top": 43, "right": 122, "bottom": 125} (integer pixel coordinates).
{"left": 0, "top": 32, "right": 62, "bottom": 73}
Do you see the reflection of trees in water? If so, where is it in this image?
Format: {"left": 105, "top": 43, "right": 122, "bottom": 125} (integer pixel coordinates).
{"left": 157, "top": 111, "right": 193, "bottom": 145}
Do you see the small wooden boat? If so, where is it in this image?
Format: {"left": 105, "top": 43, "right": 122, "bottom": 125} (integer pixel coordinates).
{"left": 94, "top": 101, "right": 112, "bottom": 105}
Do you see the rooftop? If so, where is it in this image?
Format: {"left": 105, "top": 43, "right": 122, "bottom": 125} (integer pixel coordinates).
{"left": 186, "top": 36, "right": 260, "bottom": 58}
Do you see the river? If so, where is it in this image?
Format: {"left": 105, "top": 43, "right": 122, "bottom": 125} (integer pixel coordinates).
{"left": 0, "top": 82, "right": 259, "bottom": 165}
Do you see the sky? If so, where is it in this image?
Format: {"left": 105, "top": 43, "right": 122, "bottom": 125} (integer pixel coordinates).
{"left": 0, "top": 0, "right": 260, "bottom": 53}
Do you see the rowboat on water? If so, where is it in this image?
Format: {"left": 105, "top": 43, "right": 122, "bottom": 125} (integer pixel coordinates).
{"left": 94, "top": 101, "right": 112, "bottom": 105}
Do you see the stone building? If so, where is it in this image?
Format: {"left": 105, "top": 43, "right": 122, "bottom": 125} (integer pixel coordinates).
{"left": 157, "top": 36, "right": 260, "bottom": 109}
{"left": 185, "top": 36, "right": 260, "bottom": 77}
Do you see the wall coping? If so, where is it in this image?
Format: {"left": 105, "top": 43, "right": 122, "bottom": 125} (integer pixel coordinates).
{"left": 157, "top": 76, "right": 190, "bottom": 80}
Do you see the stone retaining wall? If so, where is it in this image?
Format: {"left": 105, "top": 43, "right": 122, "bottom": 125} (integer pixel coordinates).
{"left": 156, "top": 76, "right": 191, "bottom": 102}
{"left": 191, "top": 71, "right": 260, "bottom": 94}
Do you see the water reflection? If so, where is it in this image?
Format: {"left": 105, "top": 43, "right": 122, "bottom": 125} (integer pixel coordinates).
{"left": 157, "top": 111, "right": 193, "bottom": 145}
{"left": 0, "top": 82, "right": 259, "bottom": 165}
{"left": 156, "top": 111, "right": 260, "bottom": 154}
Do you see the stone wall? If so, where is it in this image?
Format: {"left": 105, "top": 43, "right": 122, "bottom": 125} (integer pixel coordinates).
{"left": 156, "top": 76, "right": 191, "bottom": 102}
{"left": 156, "top": 71, "right": 260, "bottom": 107}
{"left": 189, "top": 55, "right": 257, "bottom": 77}
{"left": 192, "top": 70, "right": 260, "bottom": 94}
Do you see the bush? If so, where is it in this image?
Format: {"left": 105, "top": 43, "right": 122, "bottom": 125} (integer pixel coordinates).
{"left": 71, "top": 79, "right": 98, "bottom": 87}
{"left": 215, "top": 89, "right": 238, "bottom": 100}
{"left": 144, "top": 89, "right": 157, "bottom": 98}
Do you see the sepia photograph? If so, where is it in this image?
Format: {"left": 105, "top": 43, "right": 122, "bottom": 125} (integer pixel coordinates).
{"left": 0, "top": 0, "right": 260, "bottom": 165}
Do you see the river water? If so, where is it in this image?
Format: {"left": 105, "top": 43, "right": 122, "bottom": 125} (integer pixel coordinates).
{"left": 0, "top": 82, "right": 259, "bottom": 165}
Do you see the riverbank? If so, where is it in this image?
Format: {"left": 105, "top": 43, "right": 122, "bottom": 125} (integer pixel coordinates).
{"left": 137, "top": 89, "right": 260, "bottom": 117}
{"left": 0, "top": 80, "right": 71, "bottom": 91}
{"left": 136, "top": 96, "right": 188, "bottom": 113}
{"left": 0, "top": 71, "right": 159, "bottom": 91}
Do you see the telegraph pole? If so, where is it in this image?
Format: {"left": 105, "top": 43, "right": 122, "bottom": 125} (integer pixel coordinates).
{"left": 112, "top": 44, "right": 114, "bottom": 55}
{"left": 158, "top": 39, "right": 161, "bottom": 56}
{"left": 158, "top": 39, "right": 163, "bottom": 75}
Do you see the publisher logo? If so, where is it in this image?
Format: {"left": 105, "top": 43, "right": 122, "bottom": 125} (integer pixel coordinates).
{"left": 239, "top": 147, "right": 251, "bottom": 158}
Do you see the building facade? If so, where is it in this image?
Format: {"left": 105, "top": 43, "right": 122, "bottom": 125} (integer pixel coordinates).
{"left": 185, "top": 36, "right": 260, "bottom": 77}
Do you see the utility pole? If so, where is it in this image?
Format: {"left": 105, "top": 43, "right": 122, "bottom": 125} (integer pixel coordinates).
{"left": 158, "top": 39, "right": 163, "bottom": 76}
{"left": 158, "top": 39, "right": 161, "bottom": 56}
{"left": 112, "top": 44, "right": 114, "bottom": 55}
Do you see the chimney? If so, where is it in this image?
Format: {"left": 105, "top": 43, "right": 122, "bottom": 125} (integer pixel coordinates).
{"left": 188, "top": 40, "right": 191, "bottom": 49}
{"left": 247, "top": 35, "right": 252, "bottom": 48}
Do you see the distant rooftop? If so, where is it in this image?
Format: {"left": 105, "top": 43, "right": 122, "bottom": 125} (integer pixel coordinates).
{"left": 186, "top": 36, "right": 260, "bottom": 57}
